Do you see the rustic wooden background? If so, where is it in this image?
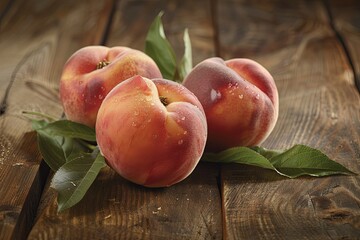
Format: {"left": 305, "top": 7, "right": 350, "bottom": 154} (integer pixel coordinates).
{"left": 0, "top": 0, "right": 359, "bottom": 239}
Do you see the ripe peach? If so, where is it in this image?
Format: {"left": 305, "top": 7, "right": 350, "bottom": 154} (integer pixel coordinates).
{"left": 95, "top": 75, "right": 207, "bottom": 187}
{"left": 59, "top": 46, "right": 162, "bottom": 127}
{"left": 183, "top": 57, "right": 279, "bottom": 152}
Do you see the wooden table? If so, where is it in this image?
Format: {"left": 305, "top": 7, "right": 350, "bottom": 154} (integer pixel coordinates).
{"left": 1, "top": 0, "right": 359, "bottom": 239}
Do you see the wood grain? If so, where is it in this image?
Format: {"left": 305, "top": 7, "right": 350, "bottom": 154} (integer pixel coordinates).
{"left": 0, "top": 0, "right": 114, "bottom": 239}
{"left": 0, "top": 0, "right": 12, "bottom": 20}
{"left": 216, "top": 0, "right": 360, "bottom": 239}
{"left": 29, "top": 0, "right": 222, "bottom": 239}
{"left": 327, "top": 0, "right": 360, "bottom": 91}
{"left": 30, "top": 163, "right": 221, "bottom": 240}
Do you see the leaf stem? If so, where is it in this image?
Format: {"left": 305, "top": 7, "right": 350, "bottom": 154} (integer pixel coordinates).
{"left": 22, "top": 110, "right": 58, "bottom": 122}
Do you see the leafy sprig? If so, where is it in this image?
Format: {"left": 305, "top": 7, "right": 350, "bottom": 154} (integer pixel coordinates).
{"left": 145, "top": 11, "right": 192, "bottom": 82}
{"left": 202, "top": 145, "right": 354, "bottom": 178}
{"left": 24, "top": 112, "right": 106, "bottom": 212}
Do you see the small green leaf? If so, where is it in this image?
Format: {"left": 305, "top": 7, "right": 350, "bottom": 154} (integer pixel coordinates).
{"left": 202, "top": 145, "right": 356, "bottom": 178}
{"left": 39, "top": 120, "right": 96, "bottom": 142}
{"left": 145, "top": 11, "right": 177, "bottom": 80}
{"left": 35, "top": 128, "right": 95, "bottom": 171}
{"left": 178, "top": 28, "right": 192, "bottom": 81}
{"left": 269, "top": 144, "right": 355, "bottom": 178}
{"left": 37, "top": 130, "right": 66, "bottom": 171}
{"left": 31, "top": 117, "right": 97, "bottom": 171}
{"left": 25, "top": 111, "right": 106, "bottom": 212}
{"left": 202, "top": 147, "right": 279, "bottom": 172}
{"left": 51, "top": 148, "right": 107, "bottom": 212}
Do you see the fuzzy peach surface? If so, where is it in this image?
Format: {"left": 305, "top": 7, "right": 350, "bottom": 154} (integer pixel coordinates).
{"left": 183, "top": 57, "right": 279, "bottom": 152}
{"left": 96, "top": 75, "right": 207, "bottom": 187}
{"left": 59, "top": 46, "right": 162, "bottom": 127}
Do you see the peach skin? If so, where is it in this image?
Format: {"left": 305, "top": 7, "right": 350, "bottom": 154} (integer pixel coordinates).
{"left": 59, "top": 46, "right": 162, "bottom": 127}
{"left": 183, "top": 57, "right": 279, "bottom": 152}
{"left": 96, "top": 75, "right": 207, "bottom": 187}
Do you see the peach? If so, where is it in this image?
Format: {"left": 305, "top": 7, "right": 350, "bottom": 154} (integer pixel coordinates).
{"left": 95, "top": 75, "right": 207, "bottom": 187}
{"left": 59, "top": 46, "right": 162, "bottom": 127}
{"left": 183, "top": 57, "right": 279, "bottom": 152}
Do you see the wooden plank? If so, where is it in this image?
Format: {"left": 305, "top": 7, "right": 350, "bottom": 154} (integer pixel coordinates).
{"left": 216, "top": 0, "right": 360, "bottom": 239}
{"left": 328, "top": 0, "right": 360, "bottom": 91}
{"left": 29, "top": 0, "right": 222, "bottom": 239}
{"left": 0, "top": 0, "right": 12, "bottom": 19}
{"left": 30, "top": 163, "right": 221, "bottom": 239}
{"left": 0, "top": 0, "right": 114, "bottom": 239}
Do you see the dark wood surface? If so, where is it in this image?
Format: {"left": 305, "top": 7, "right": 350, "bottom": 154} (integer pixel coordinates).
{"left": 0, "top": 0, "right": 359, "bottom": 239}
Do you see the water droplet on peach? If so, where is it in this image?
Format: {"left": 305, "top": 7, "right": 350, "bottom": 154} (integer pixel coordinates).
{"left": 210, "top": 89, "right": 221, "bottom": 101}
{"left": 178, "top": 139, "right": 184, "bottom": 145}
{"left": 239, "top": 94, "right": 244, "bottom": 99}
{"left": 255, "top": 94, "right": 260, "bottom": 100}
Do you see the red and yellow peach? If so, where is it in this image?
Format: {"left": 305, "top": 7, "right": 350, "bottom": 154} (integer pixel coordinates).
{"left": 183, "top": 57, "right": 279, "bottom": 152}
{"left": 59, "top": 46, "right": 162, "bottom": 127}
{"left": 95, "top": 75, "right": 207, "bottom": 187}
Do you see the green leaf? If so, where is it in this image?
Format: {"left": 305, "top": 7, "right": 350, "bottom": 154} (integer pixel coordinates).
{"left": 269, "top": 144, "right": 355, "bottom": 178}
{"left": 51, "top": 148, "right": 107, "bottom": 212}
{"left": 39, "top": 120, "right": 96, "bottom": 142}
{"left": 25, "top": 111, "right": 106, "bottom": 212}
{"left": 23, "top": 111, "right": 53, "bottom": 130}
{"left": 145, "top": 11, "right": 177, "bottom": 80}
{"left": 31, "top": 119, "right": 49, "bottom": 130}
{"left": 31, "top": 117, "right": 97, "bottom": 171}
{"left": 202, "top": 145, "right": 356, "bottom": 178}
{"left": 60, "top": 137, "right": 95, "bottom": 160}
{"left": 178, "top": 28, "right": 192, "bottom": 81}
{"left": 37, "top": 130, "right": 66, "bottom": 171}
{"left": 251, "top": 146, "right": 284, "bottom": 159}
{"left": 202, "top": 147, "right": 279, "bottom": 172}
{"left": 36, "top": 130, "right": 92, "bottom": 171}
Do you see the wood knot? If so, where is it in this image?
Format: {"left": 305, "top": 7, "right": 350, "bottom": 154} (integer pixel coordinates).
{"left": 322, "top": 209, "right": 353, "bottom": 222}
